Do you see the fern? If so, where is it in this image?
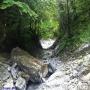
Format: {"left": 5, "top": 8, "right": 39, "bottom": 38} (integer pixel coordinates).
{"left": 0, "top": 0, "right": 38, "bottom": 18}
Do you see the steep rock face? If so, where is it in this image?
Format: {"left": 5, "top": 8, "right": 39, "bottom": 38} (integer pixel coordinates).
{"left": 10, "top": 47, "right": 48, "bottom": 83}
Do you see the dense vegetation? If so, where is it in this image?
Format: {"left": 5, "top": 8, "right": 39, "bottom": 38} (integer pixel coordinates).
{"left": 57, "top": 0, "right": 90, "bottom": 53}
{"left": 0, "top": 0, "right": 58, "bottom": 52}
{"left": 0, "top": 0, "right": 90, "bottom": 54}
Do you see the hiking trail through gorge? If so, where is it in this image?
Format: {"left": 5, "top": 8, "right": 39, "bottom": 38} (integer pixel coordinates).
{"left": 0, "top": 39, "right": 90, "bottom": 90}
{"left": 27, "top": 40, "right": 90, "bottom": 90}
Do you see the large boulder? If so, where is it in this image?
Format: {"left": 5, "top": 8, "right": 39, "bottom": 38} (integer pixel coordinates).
{"left": 10, "top": 47, "right": 48, "bottom": 83}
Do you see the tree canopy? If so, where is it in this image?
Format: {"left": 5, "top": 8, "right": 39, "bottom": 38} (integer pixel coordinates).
{"left": 0, "top": 0, "right": 59, "bottom": 52}
{"left": 57, "top": 0, "right": 90, "bottom": 53}
{"left": 0, "top": 0, "right": 90, "bottom": 54}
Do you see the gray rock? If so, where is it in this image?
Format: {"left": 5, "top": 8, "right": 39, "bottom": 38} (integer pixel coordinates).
{"left": 10, "top": 63, "right": 18, "bottom": 79}
{"left": 15, "top": 77, "right": 26, "bottom": 90}
{"left": 0, "top": 62, "right": 10, "bottom": 81}
{"left": 10, "top": 47, "right": 48, "bottom": 83}
{"left": 0, "top": 62, "right": 16, "bottom": 90}
{"left": 3, "top": 78, "right": 15, "bottom": 90}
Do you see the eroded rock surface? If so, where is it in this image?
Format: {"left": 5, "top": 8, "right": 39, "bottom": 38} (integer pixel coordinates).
{"left": 10, "top": 47, "right": 48, "bottom": 83}
{"left": 0, "top": 62, "right": 11, "bottom": 90}
{"left": 0, "top": 43, "right": 90, "bottom": 90}
{"left": 27, "top": 43, "right": 90, "bottom": 90}
{"left": 0, "top": 60, "right": 27, "bottom": 90}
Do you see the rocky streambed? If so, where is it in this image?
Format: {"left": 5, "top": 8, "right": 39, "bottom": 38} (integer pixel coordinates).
{"left": 0, "top": 40, "right": 90, "bottom": 90}
{"left": 27, "top": 42, "right": 90, "bottom": 90}
{"left": 0, "top": 47, "right": 50, "bottom": 90}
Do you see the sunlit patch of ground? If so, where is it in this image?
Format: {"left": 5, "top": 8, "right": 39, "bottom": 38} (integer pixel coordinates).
{"left": 40, "top": 39, "right": 56, "bottom": 49}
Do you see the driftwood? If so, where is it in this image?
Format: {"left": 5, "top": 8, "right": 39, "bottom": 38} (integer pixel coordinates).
{"left": 10, "top": 47, "right": 48, "bottom": 83}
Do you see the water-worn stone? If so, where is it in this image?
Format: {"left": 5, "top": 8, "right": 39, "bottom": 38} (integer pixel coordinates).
{"left": 9, "top": 63, "right": 19, "bottom": 79}
{"left": 10, "top": 47, "right": 48, "bottom": 83}
{"left": 81, "top": 73, "right": 90, "bottom": 81}
{"left": 27, "top": 43, "right": 90, "bottom": 90}
{"left": 0, "top": 81, "right": 3, "bottom": 90}
{"left": 18, "top": 71, "right": 30, "bottom": 82}
{"left": 0, "top": 62, "right": 16, "bottom": 90}
{"left": 3, "top": 78, "right": 15, "bottom": 90}
{"left": 15, "top": 77, "right": 26, "bottom": 90}
{"left": 0, "top": 62, "right": 10, "bottom": 81}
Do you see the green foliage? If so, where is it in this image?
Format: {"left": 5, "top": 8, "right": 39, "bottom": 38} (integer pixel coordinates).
{"left": 58, "top": 0, "right": 90, "bottom": 53}
{"left": 38, "top": 0, "right": 59, "bottom": 39}
{"left": 79, "top": 21, "right": 90, "bottom": 43}
{"left": 0, "top": 0, "right": 59, "bottom": 52}
{"left": 40, "top": 20, "right": 59, "bottom": 39}
{"left": 0, "top": 0, "right": 37, "bottom": 18}
{"left": 0, "top": 0, "right": 41, "bottom": 52}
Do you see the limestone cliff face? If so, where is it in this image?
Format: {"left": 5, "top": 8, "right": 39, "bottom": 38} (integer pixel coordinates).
{"left": 10, "top": 47, "right": 48, "bottom": 83}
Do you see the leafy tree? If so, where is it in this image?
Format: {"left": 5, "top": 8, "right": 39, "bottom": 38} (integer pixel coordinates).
{"left": 0, "top": 0, "right": 59, "bottom": 53}
{"left": 57, "top": 0, "right": 90, "bottom": 53}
